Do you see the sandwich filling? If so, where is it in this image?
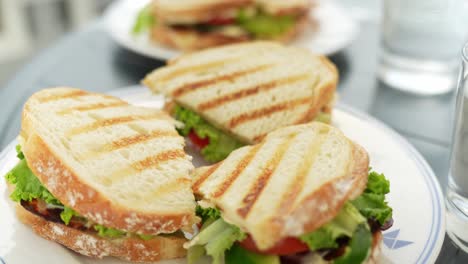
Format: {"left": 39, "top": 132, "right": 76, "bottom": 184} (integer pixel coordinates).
{"left": 173, "top": 105, "right": 332, "bottom": 163}
{"left": 5, "top": 145, "right": 168, "bottom": 241}
{"left": 133, "top": 5, "right": 305, "bottom": 39}
{"left": 187, "top": 171, "right": 393, "bottom": 264}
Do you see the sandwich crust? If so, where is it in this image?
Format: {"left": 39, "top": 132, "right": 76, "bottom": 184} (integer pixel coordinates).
{"left": 16, "top": 205, "right": 187, "bottom": 262}
{"left": 150, "top": 25, "right": 249, "bottom": 51}
{"left": 23, "top": 133, "right": 194, "bottom": 235}
{"left": 21, "top": 88, "right": 198, "bottom": 235}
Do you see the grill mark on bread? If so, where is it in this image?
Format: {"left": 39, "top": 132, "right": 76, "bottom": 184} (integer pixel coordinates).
{"left": 277, "top": 129, "right": 329, "bottom": 215}
{"left": 171, "top": 64, "right": 272, "bottom": 97}
{"left": 66, "top": 114, "right": 165, "bottom": 136}
{"left": 133, "top": 149, "right": 186, "bottom": 171}
{"left": 38, "top": 90, "right": 87, "bottom": 102}
{"left": 159, "top": 58, "right": 239, "bottom": 82}
{"left": 237, "top": 133, "right": 297, "bottom": 218}
{"left": 106, "top": 130, "right": 179, "bottom": 151}
{"left": 193, "top": 162, "right": 222, "bottom": 192}
{"left": 100, "top": 149, "right": 186, "bottom": 185}
{"left": 228, "top": 97, "right": 312, "bottom": 128}
{"left": 197, "top": 74, "right": 310, "bottom": 111}
{"left": 212, "top": 142, "right": 264, "bottom": 198}
{"left": 57, "top": 101, "right": 127, "bottom": 115}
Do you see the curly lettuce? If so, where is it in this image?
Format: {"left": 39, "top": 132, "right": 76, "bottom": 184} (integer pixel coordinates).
{"left": 174, "top": 105, "right": 244, "bottom": 162}
{"left": 351, "top": 171, "right": 392, "bottom": 225}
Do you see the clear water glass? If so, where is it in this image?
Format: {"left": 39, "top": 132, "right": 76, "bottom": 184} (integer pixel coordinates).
{"left": 447, "top": 42, "right": 468, "bottom": 252}
{"left": 379, "top": 0, "right": 465, "bottom": 95}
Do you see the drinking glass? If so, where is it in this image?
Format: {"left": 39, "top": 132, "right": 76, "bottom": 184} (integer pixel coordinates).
{"left": 379, "top": 0, "right": 465, "bottom": 95}
{"left": 446, "top": 42, "right": 468, "bottom": 252}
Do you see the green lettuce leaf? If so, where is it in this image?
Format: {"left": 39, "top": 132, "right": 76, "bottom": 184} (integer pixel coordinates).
{"left": 187, "top": 217, "right": 246, "bottom": 264}
{"left": 299, "top": 203, "right": 366, "bottom": 250}
{"left": 196, "top": 205, "right": 221, "bottom": 223}
{"left": 60, "top": 206, "right": 80, "bottom": 225}
{"left": 225, "top": 244, "right": 280, "bottom": 264}
{"left": 236, "top": 8, "right": 295, "bottom": 38}
{"left": 351, "top": 171, "right": 392, "bottom": 225}
{"left": 94, "top": 224, "right": 126, "bottom": 239}
{"left": 174, "top": 105, "right": 244, "bottom": 162}
{"left": 5, "top": 146, "right": 61, "bottom": 205}
{"left": 132, "top": 5, "right": 156, "bottom": 35}
{"left": 334, "top": 224, "right": 372, "bottom": 264}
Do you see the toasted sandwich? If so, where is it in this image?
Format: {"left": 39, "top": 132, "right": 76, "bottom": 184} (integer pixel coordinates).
{"left": 132, "top": 0, "right": 313, "bottom": 50}
{"left": 143, "top": 42, "right": 338, "bottom": 162}
{"left": 5, "top": 88, "right": 198, "bottom": 262}
{"left": 187, "top": 123, "right": 393, "bottom": 264}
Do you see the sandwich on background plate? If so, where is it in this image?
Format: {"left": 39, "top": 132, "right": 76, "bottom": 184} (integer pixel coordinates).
{"left": 143, "top": 41, "right": 338, "bottom": 163}
{"left": 132, "top": 0, "right": 313, "bottom": 50}
{"left": 4, "top": 88, "right": 198, "bottom": 262}
{"left": 187, "top": 122, "right": 393, "bottom": 264}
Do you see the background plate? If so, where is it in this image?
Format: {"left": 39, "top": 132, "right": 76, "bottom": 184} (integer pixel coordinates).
{"left": 104, "top": 0, "right": 359, "bottom": 60}
{"left": 0, "top": 87, "right": 444, "bottom": 264}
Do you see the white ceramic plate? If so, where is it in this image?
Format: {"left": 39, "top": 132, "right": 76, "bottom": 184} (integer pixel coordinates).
{"left": 103, "top": 0, "right": 359, "bottom": 60}
{"left": 0, "top": 87, "right": 444, "bottom": 264}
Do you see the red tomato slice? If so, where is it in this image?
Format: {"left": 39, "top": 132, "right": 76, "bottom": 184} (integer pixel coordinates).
{"left": 188, "top": 130, "right": 210, "bottom": 149}
{"left": 239, "top": 235, "right": 309, "bottom": 256}
{"left": 206, "top": 17, "right": 235, "bottom": 26}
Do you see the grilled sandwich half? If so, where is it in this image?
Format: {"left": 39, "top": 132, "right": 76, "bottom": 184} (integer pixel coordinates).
{"left": 5, "top": 88, "right": 197, "bottom": 262}
{"left": 144, "top": 41, "right": 338, "bottom": 162}
{"left": 132, "top": 0, "right": 313, "bottom": 50}
{"left": 187, "top": 123, "right": 393, "bottom": 264}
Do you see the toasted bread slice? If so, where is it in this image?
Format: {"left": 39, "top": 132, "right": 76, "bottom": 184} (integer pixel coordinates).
{"left": 149, "top": 25, "right": 249, "bottom": 51}
{"left": 144, "top": 42, "right": 338, "bottom": 144}
{"left": 153, "top": 0, "right": 311, "bottom": 24}
{"left": 153, "top": 0, "right": 253, "bottom": 24}
{"left": 20, "top": 88, "right": 197, "bottom": 235}
{"left": 16, "top": 205, "right": 186, "bottom": 262}
{"left": 192, "top": 123, "right": 369, "bottom": 250}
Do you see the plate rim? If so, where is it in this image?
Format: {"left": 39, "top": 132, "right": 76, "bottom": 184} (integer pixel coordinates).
{"left": 0, "top": 87, "right": 445, "bottom": 263}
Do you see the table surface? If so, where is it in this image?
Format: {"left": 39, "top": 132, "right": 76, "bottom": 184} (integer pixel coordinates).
{"left": 0, "top": 14, "right": 466, "bottom": 263}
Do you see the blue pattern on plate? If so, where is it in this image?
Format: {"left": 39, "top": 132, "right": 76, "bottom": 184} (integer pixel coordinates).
{"left": 383, "top": 229, "right": 414, "bottom": 249}
{"left": 0, "top": 256, "right": 6, "bottom": 264}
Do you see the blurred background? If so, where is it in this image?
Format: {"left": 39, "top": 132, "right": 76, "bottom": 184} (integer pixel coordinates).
{"left": 0, "top": 0, "right": 113, "bottom": 85}
{"left": 0, "top": 0, "right": 387, "bottom": 87}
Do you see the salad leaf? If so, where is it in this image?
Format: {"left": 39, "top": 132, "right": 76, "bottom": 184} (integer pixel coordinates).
{"left": 299, "top": 203, "right": 366, "bottom": 250}
{"left": 334, "top": 224, "right": 372, "bottom": 264}
{"left": 132, "top": 5, "right": 156, "bottom": 35}
{"left": 94, "top": 224, "right": 126, "bottom": 239}
{"left": 225, "top": 244, "right": 280, "bottom": 264}
{"left": 174, "top": 105, "right": 244, "bottom": 162}
{"left": 196, "top": 205, "right": 221, "bottom": 223}
{"left": 351, "top": 171, "right": 392, "bottom": 225}
{"left": 236, "top": 8, "right": 295, "bottom": 38}
{"left": 60, "top": 206, "right": 80, "bottom": 225}
{"left": 187, "top": 217, "right": 246, "bottom": 264}
{"left": 5, "top": 146, "right": 61, "bottom": 205}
